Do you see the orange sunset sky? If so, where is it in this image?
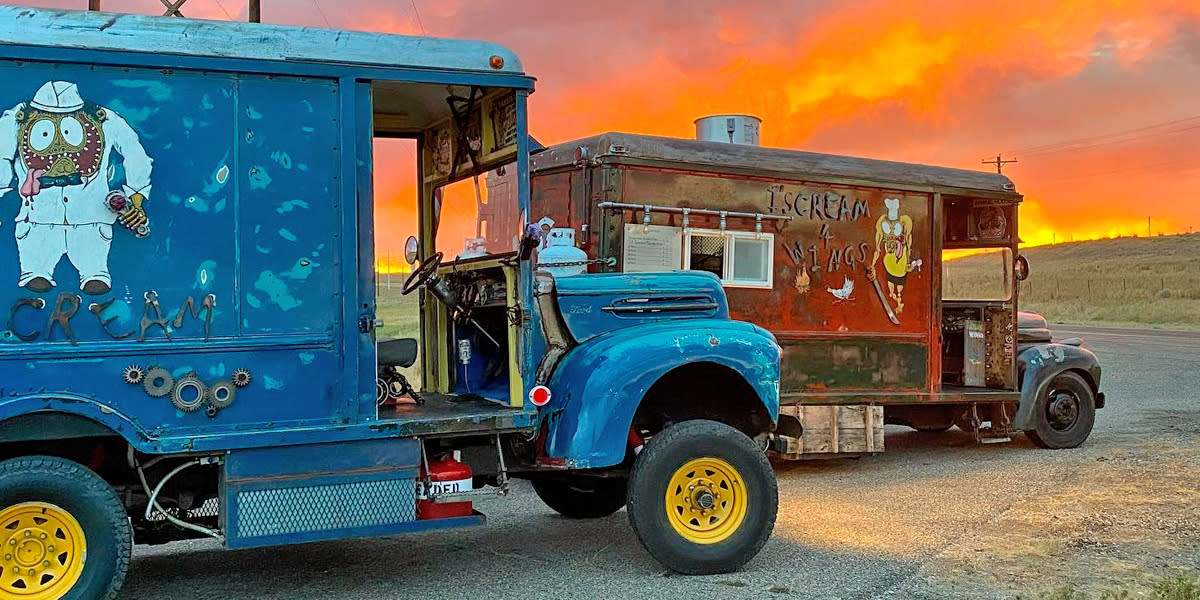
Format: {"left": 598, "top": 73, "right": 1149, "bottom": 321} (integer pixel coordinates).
{"left": 18, "top": 0, "right": 1200, "bottom": 262}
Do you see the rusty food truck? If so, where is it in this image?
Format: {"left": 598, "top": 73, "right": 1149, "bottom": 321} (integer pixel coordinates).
{"left": 0, "top": 10, "right": 784, "bottom": 599}
{"left": 526, "top": 126, "right": 1104, "bottom": 457}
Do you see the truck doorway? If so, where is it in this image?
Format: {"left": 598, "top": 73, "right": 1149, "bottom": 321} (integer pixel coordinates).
{"left": 372, "top": 137, "right": 423, "bottom": 407}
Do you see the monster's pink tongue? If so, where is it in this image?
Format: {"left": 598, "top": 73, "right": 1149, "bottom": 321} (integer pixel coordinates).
{"left": 20, "top": 169, "right": 44, "bottom": 197}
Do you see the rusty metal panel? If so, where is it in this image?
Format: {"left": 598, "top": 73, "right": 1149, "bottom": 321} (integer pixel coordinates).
{"left": 618, "top": 169, "right": 934, "bottom": 335}
{"left": 779, "top": 337, "right": 928, "bottom": 397}
{"left": 984, "top": 306, "right": 1016, "bottom": 389}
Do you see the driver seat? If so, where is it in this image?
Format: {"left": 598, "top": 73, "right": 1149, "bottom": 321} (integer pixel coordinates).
{"left": 378, "top": 338, "right": 418, "bottom": 368}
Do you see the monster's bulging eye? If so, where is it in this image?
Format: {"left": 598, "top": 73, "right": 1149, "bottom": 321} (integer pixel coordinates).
{"left": 29, "top": 119, "right": 55, "bottom": 152}
{"left": 60, "top": 116, "right": 84, "bottom": 147}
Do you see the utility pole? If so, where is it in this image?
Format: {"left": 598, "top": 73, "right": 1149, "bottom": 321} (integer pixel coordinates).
{"left": 249, "top": 0, "right": 260, "bottom": 23}
{"left": 88, "top": 0, "right": 100, "bottom": 10}
{"left": 982, "top": 154, "right": 1018, "bottom": 174}
{"left": 1147, "top": 216, "right": 1151, "bottom": 237}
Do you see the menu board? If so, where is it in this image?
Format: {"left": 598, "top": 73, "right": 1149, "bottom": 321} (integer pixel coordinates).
{"left": 622, "top": 224, "right": 683, "bottom": 272}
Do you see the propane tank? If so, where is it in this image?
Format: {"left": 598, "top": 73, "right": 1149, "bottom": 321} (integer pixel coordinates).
{"left": 417, "top": 453, "right": 474, "bottom": 520}
{"left": 536, "top": 228, "right": 587, "bottom": 277}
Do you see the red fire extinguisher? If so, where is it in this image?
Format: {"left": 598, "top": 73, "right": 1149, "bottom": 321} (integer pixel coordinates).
{"left": 417, "top": 453, "right": 474, "bottom": 520}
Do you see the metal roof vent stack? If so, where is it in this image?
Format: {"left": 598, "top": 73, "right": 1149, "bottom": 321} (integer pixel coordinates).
{"left": 694, "top": 114, "right": 761, "bottom": 146}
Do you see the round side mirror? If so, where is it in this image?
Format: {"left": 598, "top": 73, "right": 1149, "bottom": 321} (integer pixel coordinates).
{"left": 1014, "top": 254, "right": 1030, "bottom": 281}
{"left": 404, "top": 236, "right": 419, "bottom": 266}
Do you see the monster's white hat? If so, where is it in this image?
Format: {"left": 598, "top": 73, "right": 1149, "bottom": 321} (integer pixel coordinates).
{"left": 29, "top": 81, "right": 84, "bottom": 113}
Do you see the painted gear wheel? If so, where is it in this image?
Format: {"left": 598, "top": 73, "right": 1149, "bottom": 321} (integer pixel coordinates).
{"left": 142, "top": 367, "right": 174, "bottom": 398}
{"left": 232, "top": 368, "right": 252, "bottom": 388}
{"left": 208, "top": 380, "right": 236, "bottom": 409}
{"left": 170, "top": 375, "right": 207, "bottom": 412}
{"left": 122, "top": 365, "right": 146, "bottom": 385}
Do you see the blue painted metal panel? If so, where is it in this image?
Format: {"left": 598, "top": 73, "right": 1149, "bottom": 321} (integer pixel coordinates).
{"left": 0, "top": 60, "right": 348, "bottom": 446}
{"left": 224, "top": 438, "right": 419, "bottom": 480}
{"left": 226, "top": 511, "right": 485, "bottom": 550}
{"left": 350, "top": 80, "right": 376, "bottom": 421}
{"left": 237, "top": 76, "right": 340, "bottom": 335}
{"left": 552, "top": 271, "right": 729, "bottom": 342}
{"left": 0, "top": 45, "right": 536, "bottom": 92}
{"left": 0, "top": 8, "right": 529, "bottom": 77}
{"left": 543, "top": 319, "right": 781, "bottom": 468}
{"left": 222, "top": 438, "right": 427, "bottom": 549}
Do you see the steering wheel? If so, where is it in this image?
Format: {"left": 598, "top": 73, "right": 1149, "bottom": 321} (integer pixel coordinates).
{"left": 402, "top": 251, "right": 443, "bottom": 295}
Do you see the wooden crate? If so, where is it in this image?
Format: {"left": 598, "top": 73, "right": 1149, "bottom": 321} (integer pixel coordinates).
{"left": 774, "top": 405, "right": 885, "bottom": 458}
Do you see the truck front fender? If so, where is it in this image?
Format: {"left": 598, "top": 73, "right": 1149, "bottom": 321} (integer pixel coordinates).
{"left": 543, "top": 319, "right": 781, "bottom": 469}
{"left": 1014, "top": 342, "right": 1103, "bottom": 430}
{"left": 0, "top": 394, "right": 155, "bottom": 449}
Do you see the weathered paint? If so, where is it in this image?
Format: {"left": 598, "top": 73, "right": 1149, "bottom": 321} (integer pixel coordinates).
{"left": 0, "top": 10, "right": 538, "bottom": 459}
{"left": 544, "top": 318, "right": 781, "bottom": 468}
{"left": 552, "top": 271, "right": 728, "bottom": 343}
{"left": 0, "top": 7, "right": 525, "bottom": 76}
{"left": 1013, "top": 341, "right": 1102, "bottom": 430}
{"left": 778, "top": 337, "right": 928, "bottom": 399}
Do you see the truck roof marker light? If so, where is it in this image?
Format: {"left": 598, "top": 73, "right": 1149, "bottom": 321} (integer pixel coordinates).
{"left": 574, "top": 145, "right": 588, "bottom": 166}
{"left": 530, "top": 385, "right": 552, "bottom": 407}
{"left": 489, "top": 55, "right": 505, "bottom": 70}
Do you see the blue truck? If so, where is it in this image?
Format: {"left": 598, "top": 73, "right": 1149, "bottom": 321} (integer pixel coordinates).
{"left": 0, "top": 7, "right": 783, "bottom": 599}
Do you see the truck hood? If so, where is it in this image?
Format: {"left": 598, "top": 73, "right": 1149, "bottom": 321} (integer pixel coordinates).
{"left": 549, "top": 271, "right": 730, "bottom": 343}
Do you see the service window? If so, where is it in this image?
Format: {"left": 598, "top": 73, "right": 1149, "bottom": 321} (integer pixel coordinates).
{"left": 684, "top": 229, "right": 774, "bottom": 289}
{"left": 942, "top": 248, "right": 1013, "bottom": 300}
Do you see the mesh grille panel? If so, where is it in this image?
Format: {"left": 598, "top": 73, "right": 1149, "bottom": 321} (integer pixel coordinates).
{"left": 690, "top": 235, "right": 725, "bottom": 257}
{"left": 234, "top": 477, "right": 416, "bottom": 538}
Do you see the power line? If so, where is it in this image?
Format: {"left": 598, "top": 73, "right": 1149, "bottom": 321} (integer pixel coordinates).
{"left": 1017, "top": 122, "right": 1200, "bottom": 160}
{"left": 212, "top": 0, "right": 233, "bottom": 20}
{"left": 1004, "top": 113, "right": 1200, "bottom": 157}
{"left": 409, "top": 0, "right": 425, "bottom": 35}
{"left": 1028, "top": 156, "right": 1200, "bottom": 185}
{"left": 310, "top": 0, "right": 331, "bottom": 27}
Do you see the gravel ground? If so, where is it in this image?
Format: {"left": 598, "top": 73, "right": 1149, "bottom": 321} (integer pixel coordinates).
{"left": 121, "top": 325, "right": 1200, "bottom": 599}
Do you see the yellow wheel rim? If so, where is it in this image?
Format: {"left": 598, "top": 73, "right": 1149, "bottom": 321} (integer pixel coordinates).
{"left": 665, "top": 457, "right": 748, "bottom": 545}
{"left": 0, "top": 503, "right": 86, "bottom": 600}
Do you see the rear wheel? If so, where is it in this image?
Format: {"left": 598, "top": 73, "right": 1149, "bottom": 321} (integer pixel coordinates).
{"left": 532, "top": 475, "right": 628, "bottom": 519}
{"left": 0, "top": 456, "right": 131, "bottom": 600}
{"left": 1025, "top": 372, "right": 1096, "bottom": 449}
{"left": 627, "top": 420, "right": 777, "bottom": 575}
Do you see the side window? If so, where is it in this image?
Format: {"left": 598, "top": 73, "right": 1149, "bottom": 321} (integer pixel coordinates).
{"left": 684, "top": 229, "right": 774, "bottom": 289}
{"left": 687, "top": 232, "right": 726, "bottom": 278}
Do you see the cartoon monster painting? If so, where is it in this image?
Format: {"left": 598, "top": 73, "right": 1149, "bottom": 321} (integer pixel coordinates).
{"left": 0, "top": 81, "right": 153, "bottom": 295}
{"left": 867, "top": 197, "right": 920, "bottom": 323}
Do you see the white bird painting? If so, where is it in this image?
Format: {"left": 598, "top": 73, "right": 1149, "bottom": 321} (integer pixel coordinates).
{"left": 826, "top": 277, "right": 854, "bottom": 301}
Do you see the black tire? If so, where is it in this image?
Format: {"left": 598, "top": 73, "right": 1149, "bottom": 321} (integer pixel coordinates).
{"left": 532, "top": 475, "right": 628, "bottom": 519}
{"left": 0, "top": 456, "right": 131, "bottom": 600}
{"left": 1025, "top": 372, "right": 1096, "bottom": 449}
{"left": 626, "top": 420, "right": 777, "bottom": 575}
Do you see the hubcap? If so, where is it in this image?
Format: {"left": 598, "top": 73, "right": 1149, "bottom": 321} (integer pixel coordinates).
{"left": 1046, "top": 389, "right": 1080, "bottom": 431}
{"left": 0, "top": 503, "right": 85, "bottom": 600}
{"left": 665, "top": 457, "right": 748, "bottom": 545}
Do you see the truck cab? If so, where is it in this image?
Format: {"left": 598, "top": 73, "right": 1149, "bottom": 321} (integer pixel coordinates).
{"left": 0, "top": 10, "right": 781, "bottom": 599}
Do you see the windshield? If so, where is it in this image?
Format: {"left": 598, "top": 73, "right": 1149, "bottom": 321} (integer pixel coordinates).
{"left": 942, "top": 248, "right": 1013, "bottom": 301}
{"left": 434, "top": 161, "right": 520, "bottom": 260}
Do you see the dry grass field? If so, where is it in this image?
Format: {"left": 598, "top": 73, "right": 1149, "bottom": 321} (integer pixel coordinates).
{"left": 945, "top": 233, "right": 1200, "bottom": 329}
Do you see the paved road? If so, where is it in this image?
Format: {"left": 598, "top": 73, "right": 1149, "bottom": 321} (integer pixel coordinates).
{"left": 122, "top": 326, "right": 1200, "bottom": 600}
